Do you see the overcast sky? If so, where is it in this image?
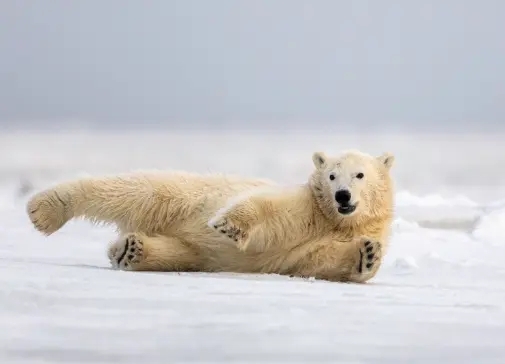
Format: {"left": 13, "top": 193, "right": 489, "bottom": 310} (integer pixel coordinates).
{"left": 0, "top": 0, "right": 504, "bottom": 131}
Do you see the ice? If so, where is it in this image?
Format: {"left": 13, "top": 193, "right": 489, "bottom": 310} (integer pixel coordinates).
{"left": 396, "top": 190, "right": 479, "bottom": 208}
{"left": 472, "top": 207, "right": 505, "bottom": 246}
{"left": 1, "top": 131, "right": 505, "bottom": 363}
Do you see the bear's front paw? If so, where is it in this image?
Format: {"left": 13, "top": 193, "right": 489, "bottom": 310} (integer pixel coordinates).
{"left": 349, "top": 238, "right": 382, "bottom": 283}
{"left": 209, "top": 215, "right": 250, "bottom": 250}
{"left": 357, "top": 239, "right": 381, "bottom": 274}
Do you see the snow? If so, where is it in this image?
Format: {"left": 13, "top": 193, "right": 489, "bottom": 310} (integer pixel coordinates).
{"left": 1, "top": 131, "right": 505, "bottom": 363}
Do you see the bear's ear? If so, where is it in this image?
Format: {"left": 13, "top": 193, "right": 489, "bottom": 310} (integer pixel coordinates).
{"left": 312, "top": 152, "right": 327, "bottom": 169}
{"left": 377, "top": 152, "right": 395, "bottom": 170}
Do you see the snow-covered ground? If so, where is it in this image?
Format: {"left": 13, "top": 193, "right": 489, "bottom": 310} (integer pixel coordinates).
{"left": 1, "top": 131, "right": 505, "bottom": 363}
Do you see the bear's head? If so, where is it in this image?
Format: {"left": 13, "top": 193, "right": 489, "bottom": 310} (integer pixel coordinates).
{"left": 309, "top": 150, "right": 395, "bottom": 227}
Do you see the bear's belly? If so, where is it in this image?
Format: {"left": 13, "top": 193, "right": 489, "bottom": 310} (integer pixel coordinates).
{"left": 168, "top": 181, "right": 275, "bottom": 242}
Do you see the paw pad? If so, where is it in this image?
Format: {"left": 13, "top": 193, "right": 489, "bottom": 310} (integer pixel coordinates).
{"left": 358, "top": 240, "right": 381, "bottom": 274}
{"left": 211, "top": 216, "right": 248, "bottom": 244}
{"left": 109, "top": 234, "right": 145, "bottom": 270}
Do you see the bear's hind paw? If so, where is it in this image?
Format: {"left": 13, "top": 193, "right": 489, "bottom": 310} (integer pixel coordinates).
{"left": 26, "top": 190, "right": 69, "bottom": 235}
{"left": 108, "top": 233, "right": 145, "bottom": 271}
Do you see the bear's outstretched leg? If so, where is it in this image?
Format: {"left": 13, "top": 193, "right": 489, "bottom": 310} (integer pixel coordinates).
{"left": 26, "top": 175, "right": 190, "bottom": 235}
{"left": 291, "top": 237, "right": 383, "bottom": 283}
{"left": 108, "top": 233, "right": 202, "bottom": 272}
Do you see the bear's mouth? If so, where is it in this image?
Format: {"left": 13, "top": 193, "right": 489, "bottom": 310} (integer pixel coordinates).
{"left": 338, "top": 204, "right": 357, "bottom": 215}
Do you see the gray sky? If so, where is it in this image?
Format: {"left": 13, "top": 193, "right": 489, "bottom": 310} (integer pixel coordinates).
{"left": 0, "top": 0, "right": 504, "bottom": 131}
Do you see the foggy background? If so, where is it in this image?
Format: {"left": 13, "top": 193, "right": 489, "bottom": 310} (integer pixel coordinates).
{"left": 1, "top": 0, "right": 504, "bottom": 132}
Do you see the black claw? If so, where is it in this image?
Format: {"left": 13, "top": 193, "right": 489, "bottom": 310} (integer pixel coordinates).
{"left": 366, "top": 246, "right": 373, "bottom": 253}
{"left": 364, "top": 241, "right": 372, "bottom": 247}
{"left": 358, "top": 250, "right": 363, "bottom": 273}
{"left": 128, "top": 254, "right": 134, "bottom": 260}
{"left": 366, "top": 262, "right": 373, "bottom": 269}
{"left": 117, "top": 243, "right": 129, "bottom": 265}
{"left": 367, "top": 253, "right": 375, "bottom": 260}
{"left": 220, "top": 229, "right": 226, "bottom": 233}
{"left": 130, "top": 248, "right": 135, "bottom": 253}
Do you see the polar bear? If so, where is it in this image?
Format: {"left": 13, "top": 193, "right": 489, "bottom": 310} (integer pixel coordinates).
{"left": 26, "top": 149, "right": 395, "bottom": 283}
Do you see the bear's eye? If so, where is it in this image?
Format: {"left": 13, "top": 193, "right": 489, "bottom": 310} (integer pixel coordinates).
{"left": 329, "top": 173, "right": 336, "bottom": 181}
{"left": 356, "top": 172, "right": 364, "bottom": 179}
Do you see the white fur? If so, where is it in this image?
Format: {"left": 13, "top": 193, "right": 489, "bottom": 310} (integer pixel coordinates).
{"left": 26, "top": 150, "right": 395, "bottom": 283}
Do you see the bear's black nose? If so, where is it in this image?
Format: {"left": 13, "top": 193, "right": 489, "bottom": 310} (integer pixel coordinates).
{"left": 335, "top": 189, "right": 351, "bottom": 205}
